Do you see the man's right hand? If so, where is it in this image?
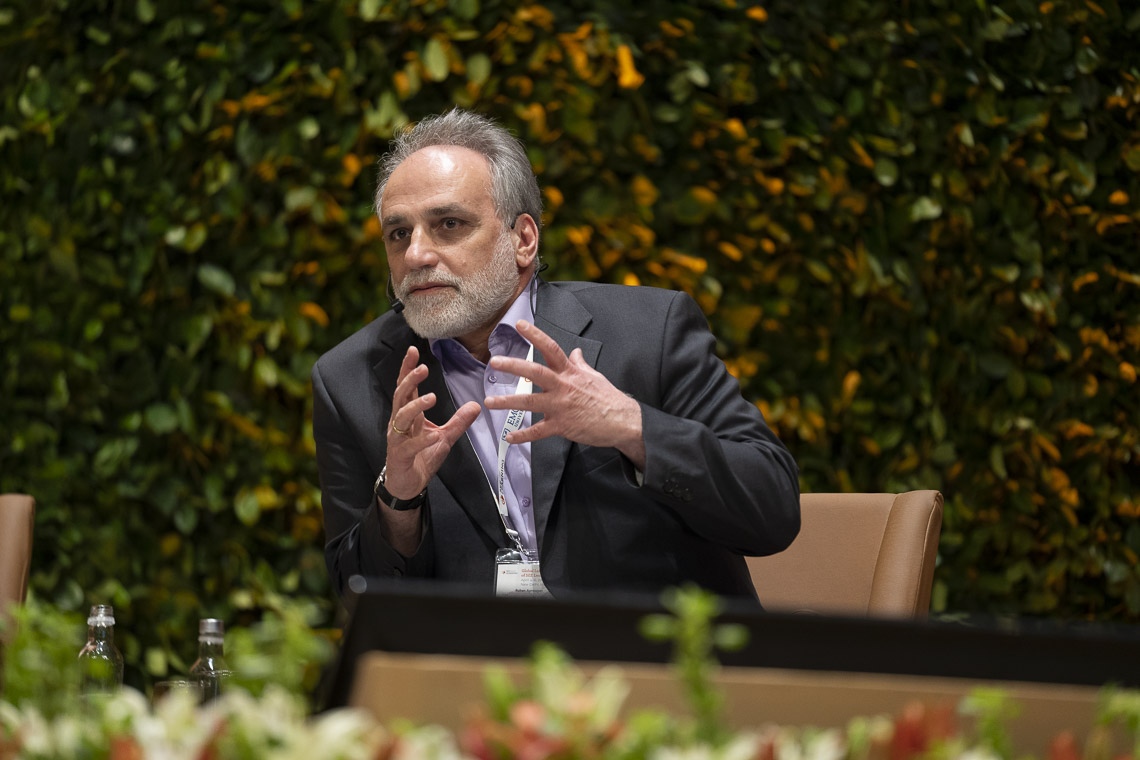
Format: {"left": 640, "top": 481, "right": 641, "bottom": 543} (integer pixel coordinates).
{"left": 382, "top": 345, "right": 481, "bottom": 502}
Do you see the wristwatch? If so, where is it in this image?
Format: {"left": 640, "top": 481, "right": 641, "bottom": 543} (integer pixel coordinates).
{"left": 374, "top": 465, "right": 428, "bottom": 511}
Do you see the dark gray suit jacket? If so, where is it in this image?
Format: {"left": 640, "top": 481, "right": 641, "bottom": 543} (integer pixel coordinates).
{"left": 312, "top": 281, "right": 800, "bottom": 600}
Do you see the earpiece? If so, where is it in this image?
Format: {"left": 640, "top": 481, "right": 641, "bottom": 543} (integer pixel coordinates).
{"left": 387, "top": 276, "right": 404, "bottom": 314}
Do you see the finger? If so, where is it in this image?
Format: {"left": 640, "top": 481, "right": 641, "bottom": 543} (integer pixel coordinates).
{"left": 438, "top": 401, "right": 482, "bottom": 445}
{"left": 393, "top": 361, "right": 429, "bottom": 411}
{"left": 487, "top": 356, "right": 558, "bottom": 387}
{"left": 397, "top": 345, "right": 421, "bottom": 384}
{"left": 505, "top": 418, "right": 554, "bottom": 444}
{"left": 390, "top": 392, "right": 437, "bottom": 437}
{"left": 483, "top": 392, "right": 545, "bottom": 413}
{"left": 515, "top": 320, "right": 569, "bottom": 371}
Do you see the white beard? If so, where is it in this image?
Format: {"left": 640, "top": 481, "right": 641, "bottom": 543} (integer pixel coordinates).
{"left": 395, "top": 232, "right": 521, "bottom": 341}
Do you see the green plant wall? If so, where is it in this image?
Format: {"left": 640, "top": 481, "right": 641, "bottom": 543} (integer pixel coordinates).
{"left": 2, "top": 0, "right": 1138, "bottom": 684}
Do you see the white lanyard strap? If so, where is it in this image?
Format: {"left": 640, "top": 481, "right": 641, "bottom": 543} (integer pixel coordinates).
{"left": 490, "top": 344, "right": 534, "bottom": 556}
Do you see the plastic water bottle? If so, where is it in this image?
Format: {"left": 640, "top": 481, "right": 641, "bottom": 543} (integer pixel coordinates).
{"left": 77, "top": 604, "right": 124, "bottom": 693}
{"left": 189, "top": 618, "right": 229, "bottom": 702}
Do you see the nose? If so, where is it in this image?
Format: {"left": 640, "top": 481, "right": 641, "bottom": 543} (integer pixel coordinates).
{"left": 403, "top": 227, "right": 439, "bottom": 270}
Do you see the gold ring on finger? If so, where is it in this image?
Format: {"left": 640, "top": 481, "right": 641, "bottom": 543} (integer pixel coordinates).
{"left": 390, "top": 419, "right": 410, "bottom": 436}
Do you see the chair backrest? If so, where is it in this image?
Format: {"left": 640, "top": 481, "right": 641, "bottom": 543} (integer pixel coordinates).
{"left": 0, "top": 494, "right": 35, "bottom": 613}
{"left": 747, "top": 490, "right": 943, "bottom": 619}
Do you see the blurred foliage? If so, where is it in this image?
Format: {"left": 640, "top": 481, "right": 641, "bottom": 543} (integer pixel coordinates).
{"left": 1, "top": 0, "right": 1139, "bottom": 685}
{"left": 0, "top": 594, "right": 332, "bottom": 712}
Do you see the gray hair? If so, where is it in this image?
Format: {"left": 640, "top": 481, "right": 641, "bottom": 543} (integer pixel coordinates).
{"left": 374, "top": 109, "right": 543, "bottom": 241}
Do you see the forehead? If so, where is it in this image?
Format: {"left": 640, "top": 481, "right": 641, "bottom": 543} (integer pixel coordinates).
{"left": 381, "top": 145, "right": 495, "bottom": 220}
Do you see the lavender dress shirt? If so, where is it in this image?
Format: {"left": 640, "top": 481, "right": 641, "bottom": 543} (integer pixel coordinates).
{"left": 429, "top": 290, "right": 537, "bottom": 555}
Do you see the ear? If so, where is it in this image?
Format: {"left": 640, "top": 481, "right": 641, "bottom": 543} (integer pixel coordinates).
{"left": 512, "top": 213, "right": 539, "bottom": 271}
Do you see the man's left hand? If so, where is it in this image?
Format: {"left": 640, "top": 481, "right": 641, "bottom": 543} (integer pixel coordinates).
{"left": 485, "top": 320, "right": 646, "bottom": 471}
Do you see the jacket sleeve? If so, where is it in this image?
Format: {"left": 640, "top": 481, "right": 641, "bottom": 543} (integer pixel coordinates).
{"left": 311, "top": 359, "right": 435, "bottom": 598}
{"left": 634, "top": 290, "right": 801, "bottom": 555}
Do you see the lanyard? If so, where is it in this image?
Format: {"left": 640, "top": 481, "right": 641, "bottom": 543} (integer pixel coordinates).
{"left": 488, "top": 344, "right": 534, "bottom": 557}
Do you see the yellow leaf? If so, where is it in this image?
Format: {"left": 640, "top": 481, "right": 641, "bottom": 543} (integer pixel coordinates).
{"left": 1107, "top": 264, "right": 1140, "bottom": 287}
{"left": 363, "top": 215, "right": 382, "bottom": 240}
{"left": 543, "top": 186, "right": 564, "bottom": 211}
{"left": 848, "top": 138, "right": 875, "bottom": 169}
{"left": 1060, "top": 504, "right": 1078, "bottom": 526}
{"left": 1109, "top": 190, "right": 1130, "bottom": 205}
{"left": 616, "top": 44, "right": 645, "bottom": 89}
{"left": 662, "top": 249, "right": 708, "bottom": 274}
{"left": 724, "top": 118, "right": 747, "bottom": 140}
{"left": 622, "top": 272, "right": 640, "bottom": 286}
{"left": 1062, "top": 421, "right": 1095, "bottom": 439}
{"left": 746, "top": 6, "right": 768, "bottom": 22}
{"left": 630, "top": 224, "right": 655, "bottom": 247}
{"left": 718, "top": 241, "right": 743, "bottom": 261}
{"left": 1035, "top": 434, "right": 1061, "bottom": 461}
{"left": 299, "top": 301, "right": 330, "bottom": 327}
{"left": 254, "top": 484, "right": 281, "bottom": 509}
{"left": 724, "top": 305, "right": 762, "bottom": 333}
{"left": 1072, "top": 271, "right": 1099, "bottom": 291}
{"left": 566, "top": 226, "right": 593, "bottom": 247}
{"left": 841, "top": 370, "right": 861, "bottom": 403}
{"left": 631, "top": 175, "right": 658, "bottom": 206}
{"left": 1083, "top": 373, "right": 1098, "bottom": 396}
{"left": 342, "top": 153, "right": 362, "bottom": 179}
{"left": 689, "top": 186, "right": 718, "bottom": 206}
{"left": 393, "top": 71, "right": 411, "bottom": 98}
{"left": 1121, "top": 362, "right": 1137, "bottom": 383}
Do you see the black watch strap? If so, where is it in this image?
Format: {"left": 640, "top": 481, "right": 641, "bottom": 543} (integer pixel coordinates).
{"left": 374, "top": 465, "right": 427, "bottom": 511}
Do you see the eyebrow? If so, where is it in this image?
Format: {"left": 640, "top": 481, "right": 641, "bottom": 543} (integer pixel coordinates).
{"left": 381, "top": 203, "right": 473, "bottom": 230}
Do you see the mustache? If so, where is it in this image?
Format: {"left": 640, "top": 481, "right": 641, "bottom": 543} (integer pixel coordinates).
{"left": 394, "top": 269, "right": 463, "bottom": 299}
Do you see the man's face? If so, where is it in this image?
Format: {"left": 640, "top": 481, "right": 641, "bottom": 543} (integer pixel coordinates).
{"left": 381, "top": 146, "right": 524, "bottom": 343}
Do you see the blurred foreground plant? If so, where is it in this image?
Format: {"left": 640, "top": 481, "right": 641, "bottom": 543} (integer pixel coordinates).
{"left": 3, "top": 590, "right": 1140, "bottom": 759}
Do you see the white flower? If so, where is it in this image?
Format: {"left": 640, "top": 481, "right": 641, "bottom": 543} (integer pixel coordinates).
{"left": 392, "top": 723, "right": 472, "bottom": 760}
{"left": 287, "top": 707, "right": 388, "bottom": 760}
{"left": 651, "top": 734, "right": 762, "bottom": 760}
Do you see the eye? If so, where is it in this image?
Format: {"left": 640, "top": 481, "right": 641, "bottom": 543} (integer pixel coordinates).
{"left": 441, "top": 218, "right": 462, "bottom": 230}
{"left": 386, "top": 228, "right": 410, "bottom": 243}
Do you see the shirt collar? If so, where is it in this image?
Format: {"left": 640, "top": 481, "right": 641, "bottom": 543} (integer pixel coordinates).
{"left": 429, "top": 283, "right": 536, "bottom": 366}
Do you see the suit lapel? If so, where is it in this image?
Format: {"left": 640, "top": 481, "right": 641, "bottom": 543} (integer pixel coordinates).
{"left": 530, "top": 282, "right": 601, "bottom": 552}
{"left": 374, "top": 324, "right": 505, "bottom": 547}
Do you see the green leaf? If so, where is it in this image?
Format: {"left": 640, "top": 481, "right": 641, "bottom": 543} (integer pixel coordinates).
{"left": 235, "top": 490, "right": 261, "bottom": 526}
{"left": 298, "top": 117, "right": 320, "bottom": 140}
{"left": 909, "top": 196, "right": 942, "bottom": 222}
{"left": 359, "top": 0, "right": 380, "bottom": 21}
{"left": 449, "top": 0, "right": 479, "bottom": 21}
{"left": 144, "top": 404, "right": 179, "bottom": 434}
{"left": 873, "top": 156, "right": 898, "bottom": 187}
{"left": 467, "top": 53, "right": 492, "bottom": 86}
{"left": 197, "top": 264, "right": 235, "bottom": 297}
{"left": 136, "top": 0, "right": 155, "bottom": 23}
{"left": 978, "top": 353, "right": 1013, "bottom": 378}
{"left": 423, "top": 38, "right": 449, "bottom": 82}
{"left": 989, "top": 445, "right": 1008, "bottom": 480}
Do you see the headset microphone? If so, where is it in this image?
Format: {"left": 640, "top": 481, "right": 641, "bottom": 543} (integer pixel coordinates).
{"left": 386, "top": 276, "right": 405, "bottom": 313}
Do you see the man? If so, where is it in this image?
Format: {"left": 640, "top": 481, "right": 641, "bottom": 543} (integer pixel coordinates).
{"left": 312, "top": 109, "right": 799, "bottom": 601}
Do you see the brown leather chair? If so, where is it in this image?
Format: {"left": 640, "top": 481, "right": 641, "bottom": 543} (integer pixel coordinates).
{"left": 0, "top": 493, "right": 35, "bottom": 614}
{"left": 747, "top": 491, "right": 943, "bottom": 619}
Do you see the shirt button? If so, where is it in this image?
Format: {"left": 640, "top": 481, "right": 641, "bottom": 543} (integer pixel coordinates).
{"left": 489, "top": 375, "right": 498, "bottom": 383}
{"left": 521, "top": 498, "right": 531, "bottom": 508}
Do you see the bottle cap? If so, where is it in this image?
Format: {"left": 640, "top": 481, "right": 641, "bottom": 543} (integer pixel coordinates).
{"left": 87, "top": 604, "right": 115, "bottom": 626}
{"left": 199, "top": 618, "right": 225, "bottom": 641}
